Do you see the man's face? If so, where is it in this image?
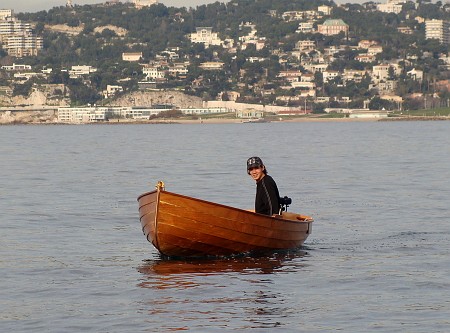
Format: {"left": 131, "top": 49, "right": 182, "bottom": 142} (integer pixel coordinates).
{"left": 248, "top": 165, "right": 265, "bottom": 182}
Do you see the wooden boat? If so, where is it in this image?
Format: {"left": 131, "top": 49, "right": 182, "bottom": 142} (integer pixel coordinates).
{"left": 137, "top": 181, "right": 313, "bottom": 258}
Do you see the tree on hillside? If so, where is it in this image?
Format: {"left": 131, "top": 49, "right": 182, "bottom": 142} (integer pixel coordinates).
{"left": 68, "top": 79, "right": 101, "bottom": 106}
{"left": 13, "top": 81, "right": 33, "bottom": 97}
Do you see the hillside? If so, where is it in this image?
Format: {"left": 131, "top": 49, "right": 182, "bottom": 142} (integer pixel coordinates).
{"left": 1, "top": 0, "right": 450, "bottom": 113}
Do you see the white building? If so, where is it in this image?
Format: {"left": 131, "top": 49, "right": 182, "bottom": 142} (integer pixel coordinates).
{"left": 278, "top": 70, "right": 303, "bottom": 79}
{"left": 425, "top": 19, "right": 450, "bottom": 44}
{"left": 189, "top": 27, "right": 222, "bottom": 47}
{"left": 168, "top": 63, "right": 189, "bottom": 76}
{"left": 296, "top": 22, "right": 315, "bottom": 33}
{"left": 0, "top": 9, "right": 13, "bottom": 20}
{"left": 69, "top": 65, "right": 97, "bottom": 78}
{"left": 142, "top": 65, "right": 166, "bottom": 79}
{"left": 343, "top": 69, "right": 367, "bottom": 83}
{"left": 199, "top": 62, "right": 224, "bottom": 70}
{"left": 13, "top": 72, "right": 41, "bottom": 80}
{"left": 295, "top": 40, "right": 316, "bottom": 51}
{"left": 122, "top": 52, "right": 142, "bottom": 62}
{"left": 0, "top": 18, "right": 32, "bottom": 41}
{"left": 3, "top": 34, "right": 43, "bottom": 57}
{"left": 58, "top": 107, "right": 113, "bottom": 123}
{"left": 133, "top": 0, "right": 158, "bottom": 9}
{"left": 238, "top": 23, "right": 258, "bottom": 44}
{"left": 156, "top": 51, "right": 179, "bottom": 60}
{"left": 1, "top": 63, "right": 32, "bottom": 71}
{"left": 323, "top": 70, "right": 340, "bottom": 82}
{"left": 377, "top": 2, "right": 403, "bottom": 14}
{"left": 103, "top": 85, "right": 123, "bottom": 98}
{"left": 355, "top": 54, "right": 376, "bottom": 63}
{"left": 57, "top": 106, "right": 229, "bottom": 123}
{"left": 367, "top": 45, "right": 383, "bottom": 56}
{"left": 317, "top": 5, "right": 332, "bottom": 16}
{"left": 303, "top": 63, "right": 328, "bottom": 73}
{"left": 372, "top": 64, "right": 401, "bottom": 82}
{"left": 349, "top": 110, "right": 389, "bottom": 118}
{"left": 358, "top": 40, "right": 378, "bottom": 49}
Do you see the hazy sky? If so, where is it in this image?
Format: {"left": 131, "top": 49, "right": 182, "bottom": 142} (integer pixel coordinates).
{"left": 2, "top": 0, "right": 364, "bottom": 14}
{"left": 1, "top": 0, "right": 224, "bottom": 13}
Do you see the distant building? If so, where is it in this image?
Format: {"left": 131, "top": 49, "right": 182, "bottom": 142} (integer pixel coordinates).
{"left": 317, "top": 5, "right": 332, "bottom": 16}
{"left": 142, "top": 65, "right": 166, "bottom": 80}
{"left": 236, "top": 108, "right": 265, "bottom": 119}
{"left": 103, "top": 85, "right": 123, "bottom": 98}
{"left": 397, "top": 26, "right": 413, "bottom": 34}
{"left": 349, "top": 110, "right": 389, "bottom": 118}
{"left": 0, "top": 14, "right": 43, "bottom": 57}
{"left": 407, "top": 68, "right": 423, "bottom": 81}
{"left": 69, "top": 65, "right": 97, "bottom": 78}
{"left": 355, "top": 54, "right": 376, "bottom": 63}
{"left": 122, "top": 52, "right": 142, "bottom": 62}
{"left": 189, "top": 27, "right": 222, "bottom": 47}
{"left": 168, "top": 63, "right": 189, "bottom": 77}
{"left": 199, "top": 62, "right": 224, "bottom": 70}
{"left": 0, "top": 18, "right": 32, "bottom": 42}
{"left": 58, "top": 107, "right": 114, "bottom": 123}
{"left": 342, "top": 69, "right": 367, "bottom": 83}
{"left": 1, "top": 63, "right": 32, "bottom": 71}
{"left": 358, "top": 40, "right": 378, "bottom": 49}
{"left": 323, "top": 70, "right": 340, "bottom": 83}
{"left": 425, "top": 19, "right": 450, "bottom": 44}
{"left": 295, "top": 40, "right": 316, "bottom": 51}
{"left": 296, "top": 21, "right": 315, "bottom": 33}
{"left": 282, "top": 11, "right": 306, "bottom": 21}
{"left": 57, "top": 106, "right": 228, "bottom": 123}
{"left": 372, "top": 64, "right": 401, "bottom": 82}
{"left": 0, "top": 9, "right": 13, "bottom": 20}
{"left": 133, "top": 0, "right": 158, "bottom": 9}
{"left": 317, "top": 19, "right": 349, "bottom": 37}
{"left": 377, "top": 2, "right": 403, "bottom": 14}
{"left": 3, "top": 34, "right": 43, "bottom": 57}
{"left": 278, "top": 70, "right": 303, "bottom": 79}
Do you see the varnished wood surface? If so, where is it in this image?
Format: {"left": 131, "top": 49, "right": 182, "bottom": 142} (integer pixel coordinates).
{"left": 138, "top": 188, "right": 313, "bottom": 258}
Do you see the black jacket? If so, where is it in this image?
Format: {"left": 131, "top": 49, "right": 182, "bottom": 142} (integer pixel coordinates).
{"left": 255, "top": 175, "right": 280, "bottom": 216}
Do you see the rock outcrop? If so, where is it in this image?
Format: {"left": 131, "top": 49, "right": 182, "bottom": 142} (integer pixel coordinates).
{"left": 111, "top": 90, "right": 204, "bottom": 108}
{"left": 0, "top": 110, "right": 57, "bottom": 124}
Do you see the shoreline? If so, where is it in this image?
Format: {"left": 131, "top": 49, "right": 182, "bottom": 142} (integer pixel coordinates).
{"left": 1, "top": 110, "right": 449, "bottom": 125}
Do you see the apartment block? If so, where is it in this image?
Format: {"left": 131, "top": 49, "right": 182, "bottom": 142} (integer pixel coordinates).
{"left": 4, "top": 34, "right": 43, "bottom": 57}
{"left": 0, "top": 9, "right": 13, "bottom": 20}
{"left": 425, "top": 19, "right": 450, "bottom": 44}
{"left": 0, "top": 18, "right": 32, "bottom": 42}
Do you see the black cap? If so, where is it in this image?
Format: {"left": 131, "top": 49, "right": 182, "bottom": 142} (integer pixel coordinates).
{"left": 247, "top": 156, "right": 263, "bottom": 171}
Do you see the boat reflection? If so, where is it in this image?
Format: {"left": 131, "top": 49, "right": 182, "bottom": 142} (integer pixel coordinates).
{"left": 137, "top": 250, "right": 309, "bottom": 290}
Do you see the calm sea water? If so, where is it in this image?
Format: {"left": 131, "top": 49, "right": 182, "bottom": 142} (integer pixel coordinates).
{"left": 1, "top": 121, "right": 449, "bottom": 332}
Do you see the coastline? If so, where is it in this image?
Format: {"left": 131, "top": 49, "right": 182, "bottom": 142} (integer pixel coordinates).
{"left": 1, "top": 109, "right": 449, "bottom": 125}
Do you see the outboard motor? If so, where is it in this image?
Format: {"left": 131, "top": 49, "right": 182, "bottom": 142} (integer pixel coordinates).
{"left": 279, "top": 196, "right": 292, "bottom": 214}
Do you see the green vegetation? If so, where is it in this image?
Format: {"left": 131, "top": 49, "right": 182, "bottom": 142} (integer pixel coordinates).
{"left": 1, "top": 0, "right": 449, "bottom": 112}
{"left": 392, "top": 107, "right": 450, "bottom": 117}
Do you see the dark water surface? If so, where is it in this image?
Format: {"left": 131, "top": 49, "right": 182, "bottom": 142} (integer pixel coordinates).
{"left": 1, "top": 121, "right": 449, "bottom": 332}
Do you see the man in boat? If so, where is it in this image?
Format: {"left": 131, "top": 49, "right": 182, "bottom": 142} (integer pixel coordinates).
{"left": 247, "top": 156, "right": 281, "bottom": 216}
